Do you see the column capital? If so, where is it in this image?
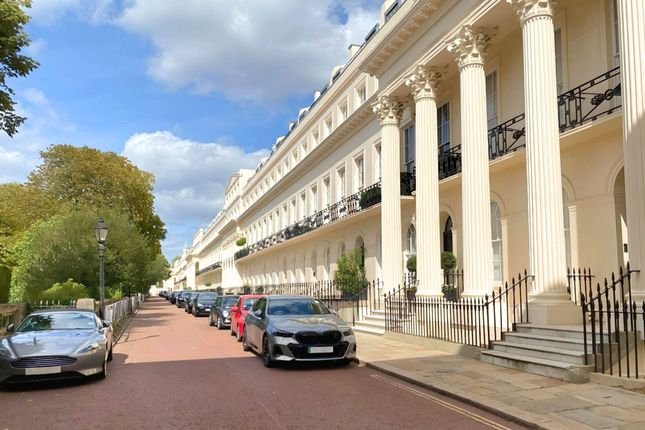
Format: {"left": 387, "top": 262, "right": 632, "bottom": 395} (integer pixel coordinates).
{"left": 507, "top": 0, "right": 556, "bottom": 24}
{"left": 372, "top": 95, "right": 404, "bottom": 127}
{"left": 446, "top": 25, "right": 495, "bottom": 68}
{"left": 405, "top": 65, "right": 444, "bottom": 102}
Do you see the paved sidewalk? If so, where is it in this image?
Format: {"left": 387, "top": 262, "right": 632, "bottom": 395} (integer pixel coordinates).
{"left": 356, "top": 333, "right": 645, "bottom": 430}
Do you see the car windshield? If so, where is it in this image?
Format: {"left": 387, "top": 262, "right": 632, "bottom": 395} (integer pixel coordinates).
{"left": 222, "top": 297, "right": 238, "bottom": 307}
{"left": 242, "top": 298, "right": 258, "bottom": 310}
{"left": 17, "top": 313, "right": 97, "bottom": 332}
{"left": 267, "top": 298, "right": 331, "bottom": 316}
{"left": 198, "top": 293, "right": 216, "bottom": 301}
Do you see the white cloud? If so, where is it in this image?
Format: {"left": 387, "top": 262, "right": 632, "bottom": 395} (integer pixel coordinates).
{"left": 122, "top": 130, "right": 269, "bottom": 257}
{"left": 0, "top": 88, "right": 76, "bottom": 182}
{"left": 117, "top": 0, "right": 380, "bottom": 105}
{"left": 29, "top": 0, "right": 119, "bottom": 24}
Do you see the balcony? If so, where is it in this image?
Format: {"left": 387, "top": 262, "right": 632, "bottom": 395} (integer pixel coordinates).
{"left": 235, "top": 182, "right": 385, "bottom": 261}
{"left": 436, "top": 66, "right": 622, "bottom": 182}
{"left": 195, "top": 262, "right": 222, "bottom": 277}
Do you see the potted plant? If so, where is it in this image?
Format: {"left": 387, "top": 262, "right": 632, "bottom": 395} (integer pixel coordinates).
{"left": 334, "top": 248, "right": 367, "bottom": 297}
{"left": 406, "top": 255, "right": 417, "bottom": 299}
{"left": 441, "top": 251, "right": 458, "bottom": 301}
{"left": 235, "top": 237, "right": 247, "bottom": 247}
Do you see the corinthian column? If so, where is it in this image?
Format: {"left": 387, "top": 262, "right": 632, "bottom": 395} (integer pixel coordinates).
{"left": 373, "top": 96, "right": 404, "bottom": 291}
{"left": 405, "top": 66, "right": 443, "bottom": 296}
{"left": 447, "top": 25, "right": 494, "bottom": 297}
{"left": 509, "top": 0, "right": 579, "bottom": 324}
{"left": 617, "top": 0, "right": 645, "bottom": 300}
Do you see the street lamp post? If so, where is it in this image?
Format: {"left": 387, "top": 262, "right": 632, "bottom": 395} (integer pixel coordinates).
{"left": 95, "top": 218, "right": 108, "bottom": 320}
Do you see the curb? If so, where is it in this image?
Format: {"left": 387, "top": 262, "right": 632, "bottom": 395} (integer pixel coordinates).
{"left": 363, "top": 360, "right": 544, "bottom": 430}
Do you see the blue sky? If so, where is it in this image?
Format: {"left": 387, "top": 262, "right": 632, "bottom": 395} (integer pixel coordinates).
{"left": 0, "top": 0, "right": 381, "bottom": 259}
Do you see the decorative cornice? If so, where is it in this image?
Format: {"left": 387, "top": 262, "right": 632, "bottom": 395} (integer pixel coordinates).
{"left": 405, "top": 65, "right": 444, "bottom": 102}
{"left": 372, "top": 95, "right": 404, "bottom": 126}
{"left": 507, "top": 0, "right": 556, "bottom": 25}
{"left": 446, "top": 25, "right": 495, "bottom": 69}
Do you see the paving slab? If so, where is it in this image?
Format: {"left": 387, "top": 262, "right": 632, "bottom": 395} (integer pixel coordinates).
{"left": 356, "top": 333, "right": 645, "bottom": 430}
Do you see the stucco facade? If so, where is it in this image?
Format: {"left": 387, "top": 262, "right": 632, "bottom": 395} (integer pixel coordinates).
{"left": 166, "top": 0, "right": 643, "bottom": 324}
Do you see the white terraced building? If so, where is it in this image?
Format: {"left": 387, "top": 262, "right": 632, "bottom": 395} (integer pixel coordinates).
{"left": 165, "top": 0, "right": 645, "bottom": 381}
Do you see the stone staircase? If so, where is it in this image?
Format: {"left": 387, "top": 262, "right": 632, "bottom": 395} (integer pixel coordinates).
{"left": 480, "top": 324, "right": 595, "bottom": 383}
{"left": 353, "top": 309, "right": 385, "bottom": 335}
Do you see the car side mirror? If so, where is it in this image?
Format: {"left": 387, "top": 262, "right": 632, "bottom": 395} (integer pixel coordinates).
{"left": 6, "top": 324, "right": 14, "bottom": 333}
{"left": 330, "top": 309, "right": 338, "bottom": 316}
{"left": 231, "top": 306, "right": 239, "bottom": 313}
{"left": 102, "top": 320, "right": 111, "bottom": 328}
{"left": 254, "top": 309, "right": 264, "bottom": 318}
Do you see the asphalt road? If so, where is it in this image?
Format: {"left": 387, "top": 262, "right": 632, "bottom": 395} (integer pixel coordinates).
{"left": 0, "top": 298, "right": 528, "bottom": 430}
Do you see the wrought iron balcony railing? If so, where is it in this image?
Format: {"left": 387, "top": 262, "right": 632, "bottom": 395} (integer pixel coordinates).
{"left": 195, "top": 262, "right": 222, "bottom": 277}
{"left": 434, "top": 66, "right": 622, "bottom": 183}
{"left": 235, "top": 181, "right": 385, "bottom": 261}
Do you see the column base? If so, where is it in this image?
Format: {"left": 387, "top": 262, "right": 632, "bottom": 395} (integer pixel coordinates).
{"left": 528, "top": 292, "right": 583, "bottom": 325}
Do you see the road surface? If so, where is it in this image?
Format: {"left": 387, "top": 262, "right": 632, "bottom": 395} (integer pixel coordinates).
{"left": 0, "top": 298, "right": 527, "bottom": 430}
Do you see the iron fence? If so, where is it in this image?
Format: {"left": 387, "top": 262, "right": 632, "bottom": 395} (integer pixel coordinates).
{"left": 568, "top": 267, "right": 594, "bottom": 305}
{"left": 105, "top": 295, "right": 143, "bottom": 325}
{"left": 581, "top": 264, "right": 644, "bottom": 379}
{"left": 385, "top": 271, "right": 532, "bottom": 348}
{"left": 26, "top": 300, "right": 76, "bottom": 314}
{"left": 251, "top": 279, "right": 383, "bottom": 326}
{"left": 442, "top": 269, "right": 464, "bottom": 301}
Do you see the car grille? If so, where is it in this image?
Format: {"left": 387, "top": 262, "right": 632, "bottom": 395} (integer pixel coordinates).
{"left": 295, "top": 330, "right": 341, "bottom": 346}
{"left": 288, "top": 342, "right": 349, "bottom": 359}
{"left": 11, "top": 356, "right": 77, "bottom": 369}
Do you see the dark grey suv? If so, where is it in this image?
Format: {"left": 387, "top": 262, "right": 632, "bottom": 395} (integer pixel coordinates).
{"left": 243, "top": 295, "right": 357, "bottom": 368}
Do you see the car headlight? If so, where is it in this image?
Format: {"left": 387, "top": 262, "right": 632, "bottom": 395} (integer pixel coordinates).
{"left": 342, "top": 328, "right": 354, "bottom": 336}
{"left": 197, "top": 303, "right": 204, "bottom": 308}
{"left": 0, "top": 340, "right": 17, "bottom": 359}
{"left": 272, "top": 330, "right": 293, "bottom": 338}
{"left": 75, "top": 342, "right": 100, "bottom": 355}
{"left": 222, "top": 310, "right": 230, "bottom": 318}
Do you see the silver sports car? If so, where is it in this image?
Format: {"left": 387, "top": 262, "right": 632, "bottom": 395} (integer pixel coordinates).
{"left": 0, "top": 309, "right": 113, "bottom": 384}
{"left": 243, "top": 295, "right": 357, "bottom": 367}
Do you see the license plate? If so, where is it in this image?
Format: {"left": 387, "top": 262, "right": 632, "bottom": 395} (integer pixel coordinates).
{"left": 25, "top": 366, "right": 61, "bottom": 375}
{"left": 204, "top": 308, "right": 211, "bottom": 311}
{"left": 308, "top": 346, "right": 334, "bottom": 354}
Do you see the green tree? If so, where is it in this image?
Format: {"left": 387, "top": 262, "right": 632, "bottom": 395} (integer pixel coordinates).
{"left": 0, "top": 0, "right": 39, "bottom": 136}
{"left": 334, "top": 249, "right": 367, "bottom": 296}
{"left": 41, "top": 279, "right": 88, "bottom": 303}
{"left": 0, "top": 184, "right": 62, "bottom": 302}
{"left": 27, "top": 145, "right": 166, "bottom": 253}
{"left": 9, "top": 208, "right": 163, "bottom": 302}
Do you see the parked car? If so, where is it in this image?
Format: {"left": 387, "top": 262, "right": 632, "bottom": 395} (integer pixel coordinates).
{"left": 184, "top": 292, "right": 196, "bottom": 313}
{"left": 191, "top": 292, "right": 217, "bottom": 317}
{"left": 0, "top": 309, "right": 113, "bottom": 384}
{"left": 230, "top": 295, "right": 263, "bottom": 341}
{"left": 169, "top": 291, "right": 180, "bottom": 304}
{"left": 158, "top": 290, "right": 167, "bottom": 298}
{"left": 176, "top": 291, "right": 192, "bottom": 308}
{"left": 243, "top": 295, "right": 356, "bottom": 368}
{"left": 208, "top": 295, "right": 239, "bottom": 329}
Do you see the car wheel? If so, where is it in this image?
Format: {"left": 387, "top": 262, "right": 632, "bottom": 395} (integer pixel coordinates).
{"left": 217, "top": 317, "right": 224, "bottom": 330}
{"left": 97, "top": 358, "right": 107, "bottom": 380}
{"left": 208, "top": 314, "right": 214, "bottom": 326}
{"left": 261, "top": 335, "right": 275, "bottom": 368}
{"left": 107, "top": 344, "right": 113, "bottom": 362}
{"left": 242, "top": 331, "right": 250, "bottom": 352}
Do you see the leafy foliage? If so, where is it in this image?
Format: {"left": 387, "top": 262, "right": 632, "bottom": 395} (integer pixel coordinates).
{"left": 334, "top": 248, "right": 367, "bottom": 296}
{"left": 41, "top": 279, "right": 88, "bottom": 302}
{"left": 441, "top": 251, "right": 457, "bottom": 270}
{"left": 406, "top": 255, "right": 416, "bottom": 272}
{"left": 9, "top": 208, "right": 166, "bottom": 302}
{"left": 27, "top": 145, "right": 166, "bottom": 253}
{"left": 0, "top": 0, "right": 39, "bottom": 136}
{"left": 235, "top": 237, "right": 247, "bottom": 247}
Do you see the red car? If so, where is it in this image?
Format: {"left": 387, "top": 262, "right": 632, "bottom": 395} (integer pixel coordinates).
{"left": 230, "top": 295, "right": 264, "bottom": 342}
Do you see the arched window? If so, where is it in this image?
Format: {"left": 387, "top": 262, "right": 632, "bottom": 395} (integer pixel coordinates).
{"left": 355, "top": 236, "right": 365, "bottom": 270}
{"left": 490, "top": 202, "right": 503, "bottom": 283}
{"left": 443, "top": 217, "right": 453, "bottom": 253}
{"left": 406, "top": 224, "right": 417, "bottom": 255}
{"left": 563, "top": 189, "right": 572, "bottom": 268}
